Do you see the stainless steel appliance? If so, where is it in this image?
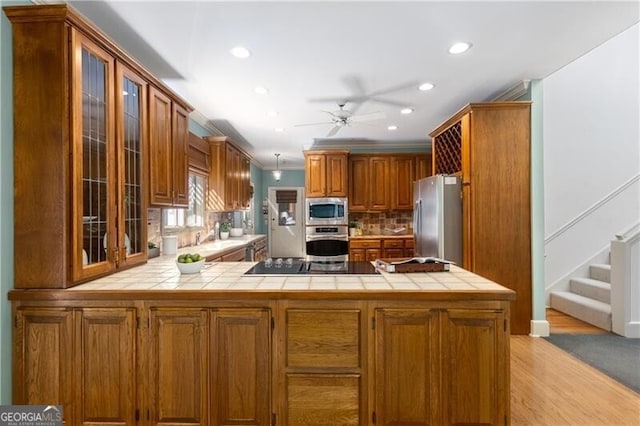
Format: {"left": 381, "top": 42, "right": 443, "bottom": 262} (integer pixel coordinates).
{"left": 413, "top": 175, "right": 462, "bottom": 264}
{"left": 244, "top": 259, "right": 378, "bottom": 275}
{"left": 305, "top": 225, "right": 349, "bottom": 262}
{"left": 305, "top": 197, "right": 348, "bottom": 226}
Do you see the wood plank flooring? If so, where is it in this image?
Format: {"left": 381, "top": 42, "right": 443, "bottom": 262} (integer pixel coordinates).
{"left": 510, "top": 310, "right": 639, "bottom": 425}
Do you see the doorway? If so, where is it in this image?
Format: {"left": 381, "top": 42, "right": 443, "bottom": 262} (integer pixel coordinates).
{"left": 268, "top": 187, "right": 305, "bottom": 258}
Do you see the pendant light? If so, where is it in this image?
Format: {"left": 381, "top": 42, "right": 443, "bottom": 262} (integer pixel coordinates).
{"left": 273, "top": 153, "right": 282, "bottom": 182}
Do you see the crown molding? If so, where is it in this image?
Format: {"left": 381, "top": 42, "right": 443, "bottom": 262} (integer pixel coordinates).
{"left": 490, "top": 79, "right": 531, "bottom": 101}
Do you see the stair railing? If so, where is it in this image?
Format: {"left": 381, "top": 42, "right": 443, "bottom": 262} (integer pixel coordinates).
{"left": 611, "top": 221, "right": 640, "bottom": 338}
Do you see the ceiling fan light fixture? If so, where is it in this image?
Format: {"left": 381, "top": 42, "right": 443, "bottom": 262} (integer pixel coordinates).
{"left": 448, "top": 42, "right": 472, "bottom": 55}
{"left": 387, "top": 125, "right": 398, "bottom": 131}
{"left": 418, "top": 82, "right": 435, "bottom": 91}
{"left": 273, "top": 153, "right": 282, "bottom": 182}
{"left": 230, "top": 46, "right": 251, "bottom": 59}
{"left": 400, "top": 108, "right": 414, "bottom": 114}
{"left": 254, "top": 86, "right": 269, "bottom": 95}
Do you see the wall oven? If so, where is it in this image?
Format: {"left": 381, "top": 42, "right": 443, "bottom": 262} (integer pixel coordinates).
{"left": 305, "top": 225, "right": 349, "bottom": 262}
{"left": 305, "top": 197, "right": 348, "bottom": 226}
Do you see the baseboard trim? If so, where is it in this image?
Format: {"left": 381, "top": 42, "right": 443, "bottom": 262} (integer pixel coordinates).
{"left": 530, "top": 320, "right": 550, "bottom": 337}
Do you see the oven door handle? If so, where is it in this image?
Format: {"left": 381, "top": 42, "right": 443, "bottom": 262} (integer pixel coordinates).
{"left": 306, "top": 234, "right": 348, "bottom": 241}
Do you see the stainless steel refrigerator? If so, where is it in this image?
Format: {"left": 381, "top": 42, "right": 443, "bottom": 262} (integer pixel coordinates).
{"left": 413, "top": 175, "right": 462, "bottom": 264}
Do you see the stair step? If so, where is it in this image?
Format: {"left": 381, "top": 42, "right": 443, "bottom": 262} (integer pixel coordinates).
{"left": 550, "top": 291, "right": 611, "bottom": 331}
{"left": 569, "top": 277, "right": 611, "bottom": 303}
{"left": 590, "top": 263, "right": 611, "bottom": 283}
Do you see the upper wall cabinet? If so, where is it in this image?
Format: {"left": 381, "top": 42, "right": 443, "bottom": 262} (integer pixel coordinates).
{"left": 430, "top": 101, "right": 531, "bottom": 334}
{"left": 148, "top": 87, "right": 190, "bottom": 207}
{"left": 206, "top": 136, "right": 252, "bottom": 211}
{"left": 5, "top": 4, "right": 192, "bottom": 288}
{"left": 349, "top": 153, "right": 430, "bottom": 212}
{"left": 304, "top": 151, "right": 349, "bottom": 198}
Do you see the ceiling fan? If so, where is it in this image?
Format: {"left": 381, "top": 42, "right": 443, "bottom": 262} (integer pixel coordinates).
{"left": 294, "top": 103, "right": 386, "bottom": 137}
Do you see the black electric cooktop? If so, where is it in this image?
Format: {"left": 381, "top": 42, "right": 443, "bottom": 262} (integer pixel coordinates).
{"left": 244, "top": 260, "right": 379, "bottom": 275}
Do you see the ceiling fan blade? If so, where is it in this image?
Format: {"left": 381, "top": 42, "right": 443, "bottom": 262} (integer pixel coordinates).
{"left": 326, "top": 125, "right": 342, "bottom": 137}
{"left": 342, "top": 74, "right": 367, "bottom": 96}
{"left": 293, "top": 121, "right": 334, "bottom": 127}
{"left": 349, "top": 111, "right": 386, "bottom": 122}
{"left": 367, "top": 96, "right": 407, "bottom": 108}
{"left": 368, "top": 80, "right": 420, "bottom": 97}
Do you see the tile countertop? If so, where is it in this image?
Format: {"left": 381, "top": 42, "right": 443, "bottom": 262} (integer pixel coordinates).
{"left": 53, "top": 258, "right": 515, "bottom": 300}
{"left": 174, "top": 234, "right": 266, "bottom": 260}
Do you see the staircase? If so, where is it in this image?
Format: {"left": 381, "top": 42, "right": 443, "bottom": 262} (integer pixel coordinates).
{"left": 550, "top": 263, "right": 612, "bottom": 331}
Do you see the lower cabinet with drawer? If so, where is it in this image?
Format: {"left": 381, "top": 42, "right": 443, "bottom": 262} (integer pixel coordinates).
{"left": 11, "top": 294, "right": 511, "bottom": 425}
{"left": 350, "top": 237, "right": 414, "bottom": 261}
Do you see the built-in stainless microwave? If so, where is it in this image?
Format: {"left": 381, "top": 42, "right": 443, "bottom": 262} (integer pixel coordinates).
{"left": 305, "top": 197, "right": 348, "bottom": 226}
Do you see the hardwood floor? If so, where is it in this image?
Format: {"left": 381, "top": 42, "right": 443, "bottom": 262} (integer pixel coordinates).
{"left": 510, "top": 310, "right": 639, "bottom": 425}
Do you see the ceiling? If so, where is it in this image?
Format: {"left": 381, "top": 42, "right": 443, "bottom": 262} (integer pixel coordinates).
{"left": 67, "top": 1, "right": 639, "bottom": 170}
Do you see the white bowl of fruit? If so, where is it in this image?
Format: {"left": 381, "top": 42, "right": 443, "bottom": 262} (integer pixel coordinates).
{"left": 176, "top": 253, "right": 205, "bottom": 274}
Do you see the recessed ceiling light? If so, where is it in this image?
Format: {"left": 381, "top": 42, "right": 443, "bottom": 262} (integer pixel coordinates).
{"left": 400, "top": 108, "right": 414, "bottom": 115}
{"left": 267, "top": 110, "right": 278, "bottom": 117}
{"left": 387, "top": 125, "right": 398, "bottom": 131}
{"left": 449, "top": 42, "right": 472, "bottom": 55}
{"left": 418, "top": 82, "right": 435, "bottom": 91}
{"left": 230, "top": 46, "right": 251, "bottom": 59}
{"left": 275, "top": 127, "right": 284, "bottom": 132}
{"left": 254, "top": 86, "right": 269, "bottom": 95}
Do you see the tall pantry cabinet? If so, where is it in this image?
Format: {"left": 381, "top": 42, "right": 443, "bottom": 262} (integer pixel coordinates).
{"left": 5, "top": 4, "right": 193, "bottom": 288}
{"left": 430, "top": 102, "right": 532, "bottom": 334}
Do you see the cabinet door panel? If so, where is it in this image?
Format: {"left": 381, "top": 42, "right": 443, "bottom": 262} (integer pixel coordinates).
{"left": 349, "top": 249, "right": 365, "bottom": 262}
{"left": 368, "top": 157, "right": 390, "bottom": 210}
{"left": 391, "top": 156, "right": 415, "bottom": 210}
{"left": 305, "top": 154, "right": 327, "bottom": 197}
{"left": 72, "top": 32, "right": 117, "bottom": 281}
{"left": 286, "top": 374, "right": 360, "bottom": 426}
{"left": 365, "top": 249, "right": 381, "bottom": 262}
{"left": 286, "top": 309, "right": 360, "bottom": 369}
{"left": 326, "top": 154, "right": 348, "bottom": 197}
{"left": 14, "top": 309, "right": 74, "bottom": 425}
{"left": 349, "top": 157, "right": 368, "bottom": 211}
{"left": 211, "top": 309, "right": 271, "bottom": 426}
{"left": 374, "top": 309, "right": 440, "bottom": 425}
{"left": 171, "top": 103, "right": 189, "bottom": 207}
{"left": 148, "top": 87, "right": 173, "bottom": 206}
{"left": 442, "top": 310, "right": 507, "bottom": 426}
{"left": 116, "top": 63, "right": 147, "bottom": 267}
{"left": 78, "top": 309, "right": 135, "bottom": 426}
{"left": 150, "top": 309, "right": 208, "bottom": 425}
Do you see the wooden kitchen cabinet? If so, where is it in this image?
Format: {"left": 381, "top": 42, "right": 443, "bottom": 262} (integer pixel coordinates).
{"left": 374, "top": 309, "right": 440, "bottom": 425}
{"left": 5, "top": 4, "right": 185, "bottom": 287}
{"left": 13, "top": 308, "right": 75, "bottom": 424}
{"left": 149, "top": 309, "right": 209, "bottom": 425}
{"left": 279, "top": 303, "right": 366, "bottom": 425}
{"left": 430, "top": 102, "right": 531, "bottom": 334}
{"left": 350, "top": 154, "right": 428, "bottom": 212}
{"left": 441, "top": 309, "right": 509, "bottom": 425}
{"left": 148, "top": 86, "right": 190, "bottom": 207}
{"left": 13, "top": 307, "right": 136, "bottom": 425}
{"left": 211, "top": 309, "right": 271, "bottom": 425}
{"left": 206, "top": 136, "right": 252, "bottom": 211}
{"left": 77, "top": 308, "right": 136, "bottom": 426}
{"left": 349, "top": 239, "right": 382, "bottom": 262}
{"left": 304, "top": 150, "right": 349, "bottom": 197}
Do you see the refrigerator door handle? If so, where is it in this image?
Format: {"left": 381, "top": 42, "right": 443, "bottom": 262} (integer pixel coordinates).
{"left": 414, "top": 199, "right": 422, "bottom": 255}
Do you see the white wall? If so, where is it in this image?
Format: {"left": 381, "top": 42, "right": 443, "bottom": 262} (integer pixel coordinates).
{"left": 543, "top": 23, "right": 640, "bottom": 292}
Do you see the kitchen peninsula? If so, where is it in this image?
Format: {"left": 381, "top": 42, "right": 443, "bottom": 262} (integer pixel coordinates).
{"left": 10, "top": 257, "right": 515, "bottom": 426}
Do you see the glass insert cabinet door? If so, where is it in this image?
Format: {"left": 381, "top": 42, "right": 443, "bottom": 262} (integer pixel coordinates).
{"left": 72, "top": 31, "right": 147, "bottom": 281}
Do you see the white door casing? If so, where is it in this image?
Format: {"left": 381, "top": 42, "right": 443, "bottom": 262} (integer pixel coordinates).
{"left": 268, "top": 187, "right": 305, "bottom": 258}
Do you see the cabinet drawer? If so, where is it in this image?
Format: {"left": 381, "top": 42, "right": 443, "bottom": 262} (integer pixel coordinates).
{"left": 404, "top": 238, "right": 414, "bottom": 249}
{"left": 286, "top": 309, "right": 360, "bottom": 368}
{"left": 382, "top": 239, "right": 404, "bottom": 249}
{"left": 349, "top": 239, "right": 381, "bottom": 249}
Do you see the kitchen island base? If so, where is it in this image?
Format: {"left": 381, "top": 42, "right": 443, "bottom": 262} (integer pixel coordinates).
{"left": 10, "top": 263, "right": 514, "bottom": 425}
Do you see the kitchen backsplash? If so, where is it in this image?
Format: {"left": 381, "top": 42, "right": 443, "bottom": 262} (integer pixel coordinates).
{"left": 348, "top": 211, "right": 413, "bottom": 235}
{"left": 148, "top": 208, "right": 252, "bottom": 252}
